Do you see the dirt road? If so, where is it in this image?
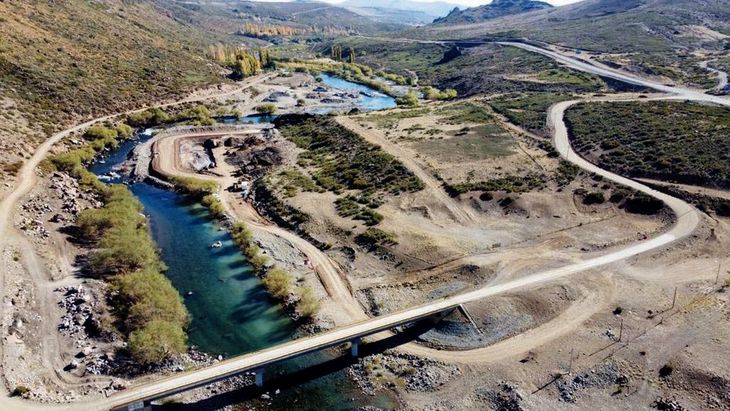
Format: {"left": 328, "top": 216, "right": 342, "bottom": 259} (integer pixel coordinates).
{"left": 148, "top": 128, "right": 368, "bottom": 323}
{"left": 335, "top": 116, "right": 477, "bottom": 224}
{"left": 0, "top": 74, "right": 275, "bottom": 408}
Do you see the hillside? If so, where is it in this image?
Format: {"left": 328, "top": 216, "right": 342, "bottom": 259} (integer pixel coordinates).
{"left": 433, "top": 0, "right": 553, "bottom": 25}
{"left": 342, "top": 0, "right": 465, "bottom": 24}
{"left": 177, "top": 0, "right": 402, "bottom": 34}
{"left": 0, "top": 0, "right": 225, "bottom": 147}
{"left": 421, "top": 0, "right": 730, "bottom": 53}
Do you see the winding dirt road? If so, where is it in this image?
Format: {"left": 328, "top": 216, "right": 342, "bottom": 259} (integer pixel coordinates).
{"left": 335, "top": 116, "right": 477, "bottom": 224}
{"left": 1, "top": 42, "right": 728, "bottom": 409}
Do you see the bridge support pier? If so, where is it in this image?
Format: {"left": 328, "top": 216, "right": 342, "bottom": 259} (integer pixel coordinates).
{"left": 350, "top": 337, "right": 361, "bottom": 357}
{"left": 255, "top": 367, "right": 265, "bottom": 387}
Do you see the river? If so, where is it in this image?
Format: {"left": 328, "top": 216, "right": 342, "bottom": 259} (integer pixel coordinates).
{"left": 89, "top": 77, "right": 397, "bottom": 409}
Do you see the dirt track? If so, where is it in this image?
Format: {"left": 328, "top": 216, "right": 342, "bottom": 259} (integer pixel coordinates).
{"left": 1, "top": 43, "right": 728, "bottom": 409}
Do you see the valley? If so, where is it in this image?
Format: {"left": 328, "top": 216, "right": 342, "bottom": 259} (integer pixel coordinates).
{"left": 0, "top": 1, "right": 729, "bottom": 410}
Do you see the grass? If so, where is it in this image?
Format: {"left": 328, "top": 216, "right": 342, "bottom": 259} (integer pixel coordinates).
{"left": 323, "top": 39, "right": 604, "bottom": 97}
{"left": 278, "top": 115, "right": 424, "bottom": 196}
{"left": 436, "top": 102, "right": 493, "bottom": 124}
{"left": 277, "top": 169, "right": 323, "bottom": 197}
{"left": 0, "top": 1, "right": 222, "bottom": 136}
{"left": 566, "top": 101, "right": 730, "bottom": 188}
{"left": 418, "top": 125, "right": 516, "bottom": 161}
{"left": 490, "top": 92, "right": 575, "bottom": 135}
{"left": 362, "top": 108, "right": 431, "bottom": 129}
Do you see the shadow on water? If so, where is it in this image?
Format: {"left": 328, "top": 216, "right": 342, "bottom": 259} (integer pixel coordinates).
{"left": 153, "top": 320, "right": 439, "bottom": 411}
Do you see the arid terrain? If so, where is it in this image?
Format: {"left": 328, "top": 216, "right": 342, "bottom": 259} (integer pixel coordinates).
{"left": 0, "top": 1, "right": 729, "bottom": 410}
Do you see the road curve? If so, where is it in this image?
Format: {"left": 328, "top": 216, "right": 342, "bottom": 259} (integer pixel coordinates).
{"left": 3, "top": 44, "right": 728, "bottom": 409}
{"left": 101, "top": 96, "right": 706, "bottom": 408}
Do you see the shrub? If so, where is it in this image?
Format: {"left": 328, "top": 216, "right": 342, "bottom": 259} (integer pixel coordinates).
{"left": 127, "top": 320, "right": 187, "bottom": 365}
{"left": 297, "top": 286, "right": 320, "bottom": 318}
{"left": 110, "top": 269, "right": 189, "bottom": 332}
{"left": 396, "top": 92, "right": 419, "bottom": 107}
{"left": 356, "top": 228, "right": 397, "bottom": 249}
{"left": 254, "top": 103, "right": 277, "bottom": 115}
{"left": 583, "top": 192, "right": 606, "bottom": 205}
{"left": 658, "top": 363, "right": 674, "bottom": 378}
{"left": 625, "top": 193, "right": 663, "bottom": 215}
{"left": 262, "top": 267, "right": 292, "bottom": 299}
{"left": 479, "top": 191, "right": 493, "bottom": 201}
{"left": 170, "top": 176, "right": 218, "bottom": 197}
{"left": 201, "top": 194, "right": 225, "bottom": 218}
{"left": 11, "top": 385, "right": 30, "bottom": 397}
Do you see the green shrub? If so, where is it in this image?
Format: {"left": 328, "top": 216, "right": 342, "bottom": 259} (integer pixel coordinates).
{"left": 110, "top": 269, "right": 189, "bottom": 331}
{"left": 262, "top": 267, "right": 292, "bottom": 299}
{"left": 625, "top": 193, "right": 664, "bottom": 215}
{"left": 356, "top": 228, "right": 397, "bottom": 249}
{"left": 297, "top": 286, "right": 320, "bottom": 318}
{"left": 127, "top": 320, "right": 187, "bottom": 365}
{"left": 396, "top": 92, "right": 419, "bottom": 107}
{"left": 11, "top": 385, "right": 30, "bottom": 397}
{"left": 201, "top": 194, "right": 225, "bottom": 218}
{"left": 170, "top": 176, "right": 218, "bottom": 197}
{"left": 255, "top": 103, "right": 277, "bottom": 115}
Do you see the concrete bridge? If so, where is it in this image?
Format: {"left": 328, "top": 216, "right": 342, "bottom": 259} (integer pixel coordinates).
{"left": 109, "top": 301, "right": 459, "bottom": 410}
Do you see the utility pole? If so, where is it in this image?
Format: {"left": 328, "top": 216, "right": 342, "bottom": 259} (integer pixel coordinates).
{"left": 568, "top": 348, "right": 574, "bottom": 375}
{"left": 618, "top": 318, "right": 624, "bottom": 342}
{"left": 671, "top": 286, "right": 677, "bottom": 309}
{"left": 716, "top": 261, "right": 721, "bottom": 284}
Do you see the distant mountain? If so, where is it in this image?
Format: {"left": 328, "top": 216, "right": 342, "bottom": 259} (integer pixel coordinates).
{"left": 421, "top": 0, "right": 730, "bottom": 53}
{"left": 342, "top": 6, "right": 437, "bottom": 26}
{"left": 433, "top": 0, "right": 553, "bottom": 24}
{"left": 342, "top": 0, "right": 467, "bottom": 19}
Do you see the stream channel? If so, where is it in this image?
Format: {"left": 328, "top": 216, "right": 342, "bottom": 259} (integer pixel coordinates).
{"left": 89, "top": 76, "right": 397, "bottom": 409}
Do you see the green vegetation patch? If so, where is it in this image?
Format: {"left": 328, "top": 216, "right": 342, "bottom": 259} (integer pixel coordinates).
{"left": 490, "top": 92, "right": 574, "bottom": 135}
{"left": 436, "top": 102, "right": 493, "bottom": 124}
{"left": 277, "top": 115, "right": 424, "bottom": 195}
{"left": 78, "top": 185, "right": 189, "bottom": 364}
{"left": 566, "top": 101, "right": 730, "bottom": 188}
{"left": 418, "top": 125, "right": 516, "bottom": 161}
{"left": 355, "top": 228, "right": 398, "bottom": 250}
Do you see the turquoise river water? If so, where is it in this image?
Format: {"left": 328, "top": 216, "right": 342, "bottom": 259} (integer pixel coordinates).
{"left": 89, "top": 78, "right": 397, "bottom": 409}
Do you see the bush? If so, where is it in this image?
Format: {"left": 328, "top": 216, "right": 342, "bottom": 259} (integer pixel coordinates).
{"left": 127, "top": 320, "right": 187, "bottom": 365}
{"left": 658, "top": 363, "right": 674, "bottom": 378}
{"left": 11, "top": 385, "right": 30, "bottom": 397}
{"left": 126, "top": 108, "right": 170, "bottom": 128}
{"left": 396, "top": 92, "right": 419, "bottom": 107}
{"left": 110, "top": 269, "right": 189, "bottom": 332}
{"left": 255, "top": 103, "right": 277, "bottom": 115}
{"left": 625, "top": 193, "right": 663, "bottom": 215}
{"left": 262, "top": 267, "right": 292, "bottom": 299}
{"left": 356, "top": 228, "right": 397, "bottom": 249}
{"left": 201, "top": 194, "right": 225, "bottom": 218}
{"left": 583, "top": 192, "right": 606, "bottom": 205}
{"left": 479, "top": 191, "right": 494, "bottom": 201}
{"left": 297, "top": 286, "right": 320, "bottom": 318}
{"left": 171, "top": 176, "right": 218, "bottom": 197}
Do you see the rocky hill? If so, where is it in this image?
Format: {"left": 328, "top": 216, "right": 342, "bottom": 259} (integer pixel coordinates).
{"left": 433, "top": 0, "right": 553, "bottom": 24}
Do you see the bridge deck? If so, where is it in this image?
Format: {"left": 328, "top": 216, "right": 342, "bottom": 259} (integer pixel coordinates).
{"left": 108, "top": 299, "right": 458, "bottom": 409}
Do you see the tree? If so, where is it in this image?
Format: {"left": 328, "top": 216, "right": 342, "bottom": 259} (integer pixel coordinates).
{"left": 128, "top": 320, "right": 187, "bottom": 364}
{"left": 262, "top": 267, "right": 291, "bottom": 299}
{"left": 348, "top": 47, "right": 355, "bottom": 64}
{"left": 396, "top": 92, "right": 419, "bottom": 107}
